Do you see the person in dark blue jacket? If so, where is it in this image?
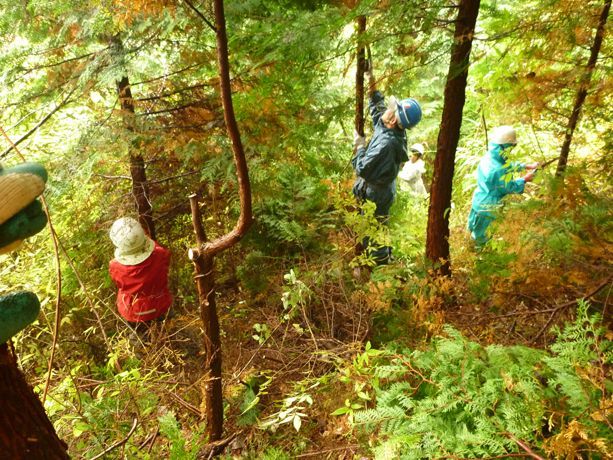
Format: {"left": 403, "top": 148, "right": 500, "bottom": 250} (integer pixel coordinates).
{"left": 467, "top": 125, "right": 538, "bottom": 246}
{"left": 352, "top": 69, "right": 422, "bottom": 265}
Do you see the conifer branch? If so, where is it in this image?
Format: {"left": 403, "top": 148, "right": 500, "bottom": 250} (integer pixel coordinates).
{"left": 1, "top": 88, "right": 76, "bottom": 159}
{"left": 132, "top": 62, "right": 204, "bottom": 86}
{"left": 135, "top": 82, "right": 215, "bottom": 102}
{"left": 19, "top": 49, "right": 106, "bottom": 75}
{"left": 182, "top": 0, "right": 217, "bottom": 32}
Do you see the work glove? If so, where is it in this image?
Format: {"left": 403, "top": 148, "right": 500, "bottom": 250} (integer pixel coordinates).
{"left": 353, "top": 130, "right": 366, "bottom": 150}
{"left": 523, "top": 171, "right": 535, "bottom": 182}
{"left": 525, "top": 162, "right": 539, "bottom": 170}
{"left": 0, "top": 162, "right": 48, "bottom": 343}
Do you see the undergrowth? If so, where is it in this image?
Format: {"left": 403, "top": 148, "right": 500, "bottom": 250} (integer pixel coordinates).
{"left": 345, "top": 301, "right": 611, "bottom": 459}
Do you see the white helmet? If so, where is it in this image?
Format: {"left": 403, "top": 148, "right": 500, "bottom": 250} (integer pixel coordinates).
{"left": 410, "top": 143, "right": 425, "bottom": 156}
{"left": 490, "top": 126, "right": 517, "bottom": 145}
{"left": 109, "top": 217, "right": 155, "bottom": 265}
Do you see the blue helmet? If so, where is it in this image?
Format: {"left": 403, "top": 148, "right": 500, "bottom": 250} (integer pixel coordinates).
{"left": 396, "top": 98, "right": 422, "bottom": 129}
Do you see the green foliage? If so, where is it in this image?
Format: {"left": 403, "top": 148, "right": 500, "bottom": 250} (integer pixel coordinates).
{"left": 259, "top": 381, "right": 318, "bottom": 433}
{"left": 254, "top": 165, "right": 335, "bottom": 253}
{"left": 333, "top": 342, "right": 383, "bottom": 422}
{"left": 352, "top": 305, "right": 611, "bottom": 459}
{"left": 236, "top": 250, "right": 271, "bottom": 294}
{"left": 544, "top": 301, "right": 611, "bottom": 416}
{"left": 281, "top": 269, "right": 312, "bottom": 321}
{"left": 469, "top": 239, "right": 517, "bottom": 301}
{"left": 158, "top": 411, "right": 204, "bottom": 460}
{"left": 43, "top": 361, "right": 168, "bottom": 459}
{"left": 388, "top": 192, "right": 429, "bottom": 261}
{"left": 237, "top": 374, "right": 272, "bottom": 427}
{"left": 257, "top": 447, "right": 292, "bottom": 460}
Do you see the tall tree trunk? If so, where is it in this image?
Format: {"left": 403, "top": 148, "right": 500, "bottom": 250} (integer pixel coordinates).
{"left": 112, "top": 36, "right": 156, "bottom": 240}
{"left": 0, "top": 344, "right": 69, "bottom": 459}
{"left": 187, "top": 0, "right": 253, "bottom": 448}
{"left": 354, "top": 15, "right": 367, "bottom": 138}
{"left": 426, "top": 0, "right": 481, "bottom": 277}
{"left": 556, "top": 0, "right": 610, "bottom": 177}
{"left": 116, "top": 75, "right": 156, "bottom": 240}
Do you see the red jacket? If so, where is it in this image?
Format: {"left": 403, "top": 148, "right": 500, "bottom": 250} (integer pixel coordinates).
{"left": 109, "top": 243, "right": 172, "bottom": 322}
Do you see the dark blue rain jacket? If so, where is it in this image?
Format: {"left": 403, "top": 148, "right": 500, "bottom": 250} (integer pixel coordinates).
{"left": 352, "top": 91, "right": 408, "bottom": 218}
{"left": 467, "top": 143, "right": 526, "bottom": 245}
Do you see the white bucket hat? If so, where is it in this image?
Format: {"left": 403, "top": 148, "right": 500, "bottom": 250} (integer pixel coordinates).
{"left": 410, "top": 143, "right": 425, "bottom": 156}
{"left": 109, "top": 217, "right": 155, "bottom": 266}
{"left": 490, "top": 125, "right": 517, "bottom": 145}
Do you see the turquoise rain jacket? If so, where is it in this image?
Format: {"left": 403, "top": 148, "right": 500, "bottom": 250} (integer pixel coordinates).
{"left": 352, "top": 91, "right": 408, "bottom": 218}
{"left": 467, "top": 143, "right": 526, "bottom": 245}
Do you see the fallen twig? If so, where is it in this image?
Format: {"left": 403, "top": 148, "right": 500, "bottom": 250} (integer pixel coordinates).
{"left": 199, "top": 432, "right": 239, "bottom": 459}
{"left": 295, "top": 444, "right": 359, "bottom": 458}
{"left": 168, "top": 390, "right": 202, "bottom": 417}
{"left": 90, "top": 418, "right": 138, "bottom": 460}
{"left": 505, "top": 433, "right": 545, "bottom": 460}
{"left": 462, "top": 275, "right": 612, "bottom": 319}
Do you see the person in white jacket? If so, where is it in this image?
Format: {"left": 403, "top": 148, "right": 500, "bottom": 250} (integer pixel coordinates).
{"left": 398, "top": 143, "right": 427, "bottom": 197}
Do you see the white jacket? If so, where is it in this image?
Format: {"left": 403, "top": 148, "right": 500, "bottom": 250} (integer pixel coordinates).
{"left": 398, "top": 159, "right": 427, "bottom": 196}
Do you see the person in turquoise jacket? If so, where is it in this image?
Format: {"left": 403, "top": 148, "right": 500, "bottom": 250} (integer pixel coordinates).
{"left": 467, "top": 126, "right": 538, "bottom": 246}
{"left": 352, "top": 67, "right": 422, "bottom": 264}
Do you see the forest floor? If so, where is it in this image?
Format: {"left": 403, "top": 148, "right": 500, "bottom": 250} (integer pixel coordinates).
{"left": 36, "top": 179, "right": 611, "bottom": 459}
{"left": 127, "top": 232, "right": 610, "bottom": 459}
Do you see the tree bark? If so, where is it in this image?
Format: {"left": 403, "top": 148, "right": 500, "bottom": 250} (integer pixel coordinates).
{"left": 426, "top": 0, "right": 481, "bottom": 276}
{"left": 112, "top": 35, "right": 156, "bottom": 241}
{"left": 556, "top": 0, "right": 610, "bottom": 177}
{"left": 116, "top": 75, "right": 156, "bottom": 240}
{"left": 186, "top": 0, "right": 254, "bottom": 447}
{"left": 188, "top": 196, "right": 223, "bottom": 444}
{"left": 0, "top": 344, "right": 69, "bottom": 459}
{"left": 354, "top": 15, "right": 367, "bottom": 138}
{"left": 206, "top": 0, "right": 254, "bottom": 257}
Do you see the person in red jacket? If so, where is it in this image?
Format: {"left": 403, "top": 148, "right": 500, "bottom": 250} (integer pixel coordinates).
{"left": 109, "top": 217, "right": 172, "bottom": 329}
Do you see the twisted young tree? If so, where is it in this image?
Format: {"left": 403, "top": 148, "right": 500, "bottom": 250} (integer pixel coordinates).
{"left": 186, "top": 0, "right": 253, "bottom": 448}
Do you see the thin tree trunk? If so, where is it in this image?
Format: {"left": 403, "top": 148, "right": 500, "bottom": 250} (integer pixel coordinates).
{"left": 186, "top": 0, "right": 254, "bottom": 448}
{"left": 209, "top": 0, "right": 253, "bottom": 255}
{"left": 556, "top": 0, "right": 610, "bottom": 177}
{"left": 188, "top": 196, "right": 223, "bottom": 443}
{"left": 116, "top": 75, "right": 156, "bottom": 239}
{"left": 426, "top": 0, "right": 481, "bottom": 277}
{"left": 112, "top": 36, "right": 156, "bottom": 240}
{"left": 355, "top": 15, "right": 367, "bottom": 138}
{"left": 0, "top": 344, "right": 69, "bottom": 459}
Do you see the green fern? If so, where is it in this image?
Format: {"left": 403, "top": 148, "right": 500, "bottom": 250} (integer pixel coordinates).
{"left": 353, "top": 305, "right": 611, "bottom": 459}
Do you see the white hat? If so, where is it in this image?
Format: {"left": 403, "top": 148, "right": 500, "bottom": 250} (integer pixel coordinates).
{"left": 410, "top": 143, "right": 425, "bottom": 156}
{"left": 490, "top": 126, "right": 517, "bottom": 145}
{"left": 109, "top": 217, "right": 155, "bottom": 266}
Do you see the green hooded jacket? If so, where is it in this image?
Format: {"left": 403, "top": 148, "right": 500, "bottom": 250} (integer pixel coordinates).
{"left": 467, "top": 143, "right": 526, "bottom": 245}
